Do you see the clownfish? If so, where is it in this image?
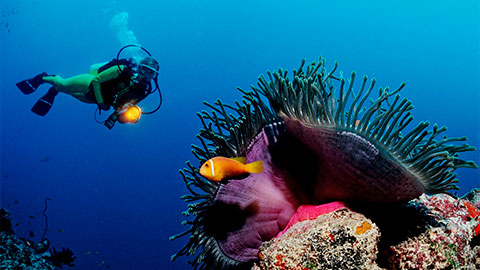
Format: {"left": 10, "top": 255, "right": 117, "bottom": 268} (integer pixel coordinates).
{"left": 199, "top": 156, "right": 264, "bottom": 182}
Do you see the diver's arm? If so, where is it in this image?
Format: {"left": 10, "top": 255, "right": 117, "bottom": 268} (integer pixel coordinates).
{"left": 90, "top": 65, "right": 125, "bottom": 105}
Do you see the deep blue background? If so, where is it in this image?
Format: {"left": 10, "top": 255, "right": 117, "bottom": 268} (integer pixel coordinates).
{"left": 1, "top": 1, "right": 479, "bottom": 269}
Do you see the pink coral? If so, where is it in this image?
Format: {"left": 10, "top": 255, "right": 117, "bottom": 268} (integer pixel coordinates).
{"left": 276, "top": 202, "right": 347, "bottom": 238}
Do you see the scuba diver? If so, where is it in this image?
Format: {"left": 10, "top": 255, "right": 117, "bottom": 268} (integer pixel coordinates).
{"left": 16, "top": 45, "right": 162, "bottom": 129}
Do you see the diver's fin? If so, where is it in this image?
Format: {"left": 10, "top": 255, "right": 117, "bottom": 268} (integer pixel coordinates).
{"left": 16, "top": 72, "right": 48, "bottom": 95}
{"left": 245, "top": 160, "right": 264, "bottom": 174}
{"left": 31, "top": 87, "right": 58, "bottom": 116}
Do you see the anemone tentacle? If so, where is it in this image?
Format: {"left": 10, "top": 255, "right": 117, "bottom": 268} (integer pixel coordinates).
{"left": 172, "top": 58, "right": 477, "bottom": 269}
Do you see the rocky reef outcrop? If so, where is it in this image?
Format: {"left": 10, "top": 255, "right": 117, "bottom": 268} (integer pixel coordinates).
{"left": 0, "top": 208, "right": 75, "bottom": 270}
{"left": 253, "top": 189, "right": 480, "bottom": 270}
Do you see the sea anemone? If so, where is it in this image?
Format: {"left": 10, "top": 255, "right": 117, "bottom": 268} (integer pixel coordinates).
{"left": 171, "top": 58, "right": 477, "bottom": 269}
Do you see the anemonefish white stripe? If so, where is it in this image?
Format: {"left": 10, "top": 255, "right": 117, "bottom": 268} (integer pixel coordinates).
{"left": 209, "top": 159, "right": 215, "bottom": 176}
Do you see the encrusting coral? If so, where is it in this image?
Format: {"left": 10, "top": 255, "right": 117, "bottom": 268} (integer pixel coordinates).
{"left": 171, "top": 58, "right": 478, "bottom": 269}
{"left": 0, "top": 208, "right": 76, "bottom": 270}
{"left": 253, "top": 207, "right": 382, "bottom": 270}
{"left": 252, "top": 192, "right": 480, "bottom": 270}
{"left": 386, "top": 192, "right": 480, "bottom": 269}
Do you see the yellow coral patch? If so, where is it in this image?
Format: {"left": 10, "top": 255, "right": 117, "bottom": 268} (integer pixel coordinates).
{"left": 355, "top": 221, "right": 372, "bottom": 235}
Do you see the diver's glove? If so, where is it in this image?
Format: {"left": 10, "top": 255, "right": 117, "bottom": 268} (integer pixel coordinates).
{"left": 98, "top": 103, "right": 111, "bottom": 111}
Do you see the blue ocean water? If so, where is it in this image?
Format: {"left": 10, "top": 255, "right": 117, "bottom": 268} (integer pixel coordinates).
{"left": 1, "top": 0, "right": 478, "bottom": 269}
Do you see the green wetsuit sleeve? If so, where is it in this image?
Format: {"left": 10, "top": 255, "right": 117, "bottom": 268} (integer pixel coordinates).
{"left": 91, "top": 65, "right": 125, "bottom": 104}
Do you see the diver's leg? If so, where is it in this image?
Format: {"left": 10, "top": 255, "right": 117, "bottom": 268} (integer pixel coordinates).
{"left": 31, "top": 74, "right": 96, "bottom": 116}
{"left": 43, "top": 74, "right": 96, "bottom": 103}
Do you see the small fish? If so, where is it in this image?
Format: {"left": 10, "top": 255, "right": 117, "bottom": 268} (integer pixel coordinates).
{"left": 199, "top": 156, "right": 264, "bottom": 182}
{"left": 84, "top": 251, "right": 91, "bottom": 255}
{"left": 58, "top": 229, "right": 64, "bottom": 233}
{"left": 99, "top": 261, "right": 105, "bottom": 266}
{"left": 464, "top": 201, "right": 480, "bottom": 236}
{"left": 464, "top": 201, "right": 480, "bottom": 219}
{"left": 28, "top": 215, "right": 35, "bottom": 219}
{"left": 25, "top": 239, "right": 34, "bottom": 247}
{"left": 40, "top": 157, "right": 51, "bottom": 163}
{"left": 29, "top": 230, "right": 35, "bottom": 237}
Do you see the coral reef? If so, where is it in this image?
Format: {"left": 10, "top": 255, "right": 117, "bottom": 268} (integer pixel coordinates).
{"left": 253, "top": 192, "right": 480, "bottom": 270}
{"left": 386, "top": 193, "right": 480, "bottom": 269}
{"left": 0, "top": 208, "right": 76, "bottom": 269}
{"left": 0, "top": 231, "right": 55, "bottom": 270}
{"left": 1, "top": 208, "right": 54, "bottom": 270}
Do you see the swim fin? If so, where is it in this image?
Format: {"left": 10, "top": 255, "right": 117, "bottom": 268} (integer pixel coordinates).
{"left": 16, "top": 72, "right": 48, "bottom": 95}
{"left": 31, "top": 87, "right": 58, "bottom": 116}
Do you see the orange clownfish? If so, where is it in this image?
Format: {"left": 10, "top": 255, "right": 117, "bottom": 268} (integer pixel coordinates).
{"left": 199, "top": 156, "right": 264, "bottom": 182}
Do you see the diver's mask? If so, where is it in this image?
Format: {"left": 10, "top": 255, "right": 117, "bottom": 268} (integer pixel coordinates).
{"left": 137, "top": 63, "right": 158, "bottom": 81}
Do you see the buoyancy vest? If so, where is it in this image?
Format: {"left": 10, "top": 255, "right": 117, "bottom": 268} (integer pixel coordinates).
{"left": 95, "top": 58, "right": 151, "bottom": 107}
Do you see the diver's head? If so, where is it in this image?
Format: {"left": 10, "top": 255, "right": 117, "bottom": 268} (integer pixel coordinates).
{"left": 137, "top": 57, "right": 159, "bottom": 81}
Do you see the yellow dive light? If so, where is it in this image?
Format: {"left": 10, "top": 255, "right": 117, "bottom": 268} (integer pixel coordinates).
{"left": 104, "top": 103, "right": 143, "bottom": 129}
{"left": 117, "top": 104, "right": 142, "bottom": 124}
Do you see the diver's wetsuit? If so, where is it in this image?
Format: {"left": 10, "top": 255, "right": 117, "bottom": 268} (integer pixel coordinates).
{"left": 42, "top": 65, "right": 150, "bottom": 107}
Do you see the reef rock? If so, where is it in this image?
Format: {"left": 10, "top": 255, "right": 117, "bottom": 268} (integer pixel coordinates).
{"left": 253, "top": 207, "right": 383, "bottom": 270}
{"left": 0, "top": 208, "right": 75, "bottom": 270}
{"left": 0, "top": 232, "right": 55, "bottom": 270}
{"left": 386, "top": 193, "right": 480, "bottom": 270}
{"left": 253, "top": 191, "right": 480, "bottom": 270}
